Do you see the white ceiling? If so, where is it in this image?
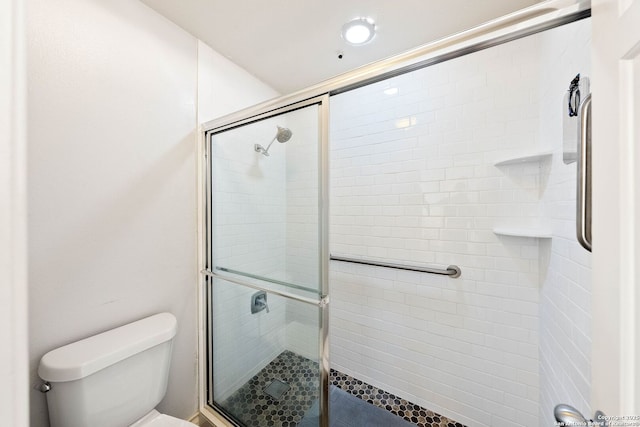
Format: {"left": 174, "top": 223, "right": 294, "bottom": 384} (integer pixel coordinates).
{"left": 140, "top": 0, "right": 541, "bottom": 94}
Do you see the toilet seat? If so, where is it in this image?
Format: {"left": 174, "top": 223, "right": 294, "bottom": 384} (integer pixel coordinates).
{"left": 130, "top": 410, "right": 198, "bottom": 427}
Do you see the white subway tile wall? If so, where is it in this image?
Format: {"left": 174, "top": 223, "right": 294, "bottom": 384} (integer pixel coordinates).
{"left": 538, "top": 20, "right": 592, "bottom": 425}
{"left": 285, "top": 107, "right": 321, "bottom": 289}
{"left": 328, "top": 19, "right": 591, "bottom": 427}
{"left": 211, "top": 116, "right": 289, "bottom": 400}
{"left": 284, "top": 107, "right": 323, "bottom": 360}
{"left": 212, "top": 116, "right": 287, "bottom": 276}
{"left": 212, "top": 278, "right": 287, "bottom": 401}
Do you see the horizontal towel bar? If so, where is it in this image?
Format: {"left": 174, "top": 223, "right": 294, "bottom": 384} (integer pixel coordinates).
{"left": 215, "top": 266, "right": 319, "bottom": 295}
{"left": 330, "top": 255, "right": 461, "bottom": 278}
{"left": 201, "top": 269, "right": 328, "bottom": 307}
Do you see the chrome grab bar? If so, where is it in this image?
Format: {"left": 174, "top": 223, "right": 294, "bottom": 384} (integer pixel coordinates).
{"left": 576, "top": 93, "right": 592, "bottom": 252}
{"left": 201, "top": 269, "right": 328, "bottom": 307}
{"left": 330, "top": 255, "right": 461, "bottom": 278}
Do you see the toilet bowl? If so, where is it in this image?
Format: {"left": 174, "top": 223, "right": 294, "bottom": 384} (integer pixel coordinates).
{"left": 38, "top": 313, "right": 197, "bottom": 427}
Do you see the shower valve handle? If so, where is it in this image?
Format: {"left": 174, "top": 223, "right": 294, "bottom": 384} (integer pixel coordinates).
{"left": 256, "top": 298, "right": 270, "bottom": 313}
{"left": 251, "top": 291, "right": 270, "bottom": 314}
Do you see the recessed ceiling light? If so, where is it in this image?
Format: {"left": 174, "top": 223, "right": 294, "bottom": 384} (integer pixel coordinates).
{"left": 341, "top": 18, "right": 376, "bottom": 46}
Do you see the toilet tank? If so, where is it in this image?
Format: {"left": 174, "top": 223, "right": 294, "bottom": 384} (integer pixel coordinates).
{"left": 38, "top": 313, "right": 177, "bottom": 427}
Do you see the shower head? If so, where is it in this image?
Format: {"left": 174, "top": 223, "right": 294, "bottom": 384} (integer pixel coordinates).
{"left": 255, "top": 126, "right": 293, "bottom": 156}
{"left": 275, "top": 126, "right": 292, "bottom": 143}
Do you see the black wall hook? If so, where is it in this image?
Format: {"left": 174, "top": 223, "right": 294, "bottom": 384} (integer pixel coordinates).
{"left": 568, "top": 73, "right": 581, "bottom": 117}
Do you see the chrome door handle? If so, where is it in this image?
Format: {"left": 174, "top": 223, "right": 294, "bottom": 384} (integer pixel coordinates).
{"left": 554, "top": 404, "right": 607, "bottom": 426}
{"left": 576, "top": 93, "right": 592, "bottom": 251}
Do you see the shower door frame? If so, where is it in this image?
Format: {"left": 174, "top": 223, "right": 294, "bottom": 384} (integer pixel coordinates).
{"left": 201, "top": 94, "right": 331, "bottom": 427}
{"left": 198, "top": 1, "right": 593, "bottom": 425}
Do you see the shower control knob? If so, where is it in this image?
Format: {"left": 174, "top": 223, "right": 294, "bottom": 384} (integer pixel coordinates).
{"left": 251, "top": 291, "right": 270, "bottom": 314}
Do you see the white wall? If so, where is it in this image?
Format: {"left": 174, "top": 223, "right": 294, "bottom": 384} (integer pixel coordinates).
{"left": 538, "top": 19, "right": 592, "bottom": 425}
{"left": 197, "top": 40, "right": 278, "bottom": 123}
{"left": 0, "top": 0, "right": 29, "bottom": 425}
{"left": 26, "top": 1, "right": 279, "bottom": 425}
{"left": 328, "top": 19, "right": 591, "bottom": 427}
{"left": 27, "top": 0, "right": 198, "bottom": 423}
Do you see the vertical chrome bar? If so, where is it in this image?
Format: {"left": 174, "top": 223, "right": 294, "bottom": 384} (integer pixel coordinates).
{"left": 204, "top": 132, "right": 215, "bottom": 406}
{"left": 318, "top": 94, "right": 330, "bottom": 427}
{"left": 577, "top": 93, "right": 592, "bottom": 251}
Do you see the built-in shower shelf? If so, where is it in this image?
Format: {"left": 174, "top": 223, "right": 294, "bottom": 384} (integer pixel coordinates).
{"left": 494, "top": 151, "right": 553, "bottom": 166}
{"left": 493, "top": 227, "right": 552, "bottom": 238}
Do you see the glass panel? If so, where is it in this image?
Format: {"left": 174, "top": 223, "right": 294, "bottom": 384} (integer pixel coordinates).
{"left": 211, "top": 277, "right": 321, "bottom": 427}
{"left": 208, "top": 101, "right": 326, "bottom": 427}
{"left": 210, "top": 104, "right": 321, "bottom": 296}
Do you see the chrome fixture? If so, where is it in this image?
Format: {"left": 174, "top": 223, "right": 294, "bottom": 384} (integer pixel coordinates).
{"left": 39, "top": 382, "right": 51, "bottom": 393}
{"left": 576, "top": 93, "right": 592, "bottom": 251}
{"left": 554, "top": 404, "right": 607, "bottom": 426}
{"left": 341, "top": 17, "right": 376, "bottom": 46}
{"left": 330, "top": 254, "right": 461, "bottom": 278}
{"left": 254, "top": 126, "right": 292, "bottom": 156}
{"left": 555, "top": 404, "right": 588, "bottom": 425}
{"left": 250, "top": 291, "right": 269, "bottom": 314}
{"left": 216, "top": 266, "right": 318, "bottom": 294}
{"left": 203, "top": 269, "right": 327, "bottom": 307}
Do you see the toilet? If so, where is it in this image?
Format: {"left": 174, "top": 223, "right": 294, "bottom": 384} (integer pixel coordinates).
{"left": 38, "top": 312, "right": 197, "bottom": 427}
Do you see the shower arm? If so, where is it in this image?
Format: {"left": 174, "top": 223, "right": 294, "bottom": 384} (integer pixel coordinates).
{"left": 263, "top": 135, "right": 278, "bottom": 153}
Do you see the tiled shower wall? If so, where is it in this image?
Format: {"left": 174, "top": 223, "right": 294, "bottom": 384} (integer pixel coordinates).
{"left": 284, "top": 108, "right": 322, "bottom": 361}
{"left": 212, "top": 116, "right": 286, "bottom": 275}
{"left": 328, "top": 19, "right": 591, "bottom": 427}
{"left": 538, "top": 20, "right": 592, "bottom": 425}
{"left": 285, "top": 108, "right": 320, "bottom": 289}
{"left": 211, "top": 116, "right": 288, "bottom": 400}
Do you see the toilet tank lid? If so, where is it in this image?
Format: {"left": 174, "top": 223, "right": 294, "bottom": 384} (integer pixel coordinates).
{"left": 38, "top": 313, "right": 177, "bottom": 382}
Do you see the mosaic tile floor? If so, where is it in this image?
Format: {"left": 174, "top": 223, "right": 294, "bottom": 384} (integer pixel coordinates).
{"left": 298, "top": 385, "right": 415, "bottom": 427}
{"left": 219, "top": 350, "right": 465, "bottom": 427}
{"left": 330, "top": 370, "right": 466, "bottom": 427}
{"left": 220, "top": 350, "right": 319, "bottom": 427}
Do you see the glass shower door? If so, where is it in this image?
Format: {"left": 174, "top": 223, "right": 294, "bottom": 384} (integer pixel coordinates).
{"left": 203, "top": 96, "right": 329, "bottom": 427}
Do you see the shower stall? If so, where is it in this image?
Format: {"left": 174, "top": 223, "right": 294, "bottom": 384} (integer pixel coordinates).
{"left": 203, "top": 97, "right": 331, "bottom": 427}
{"left": 200, "top": 1, "right": 593, "bottom": 426}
